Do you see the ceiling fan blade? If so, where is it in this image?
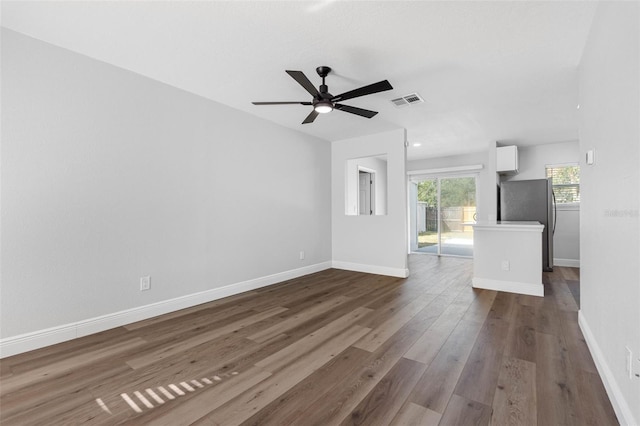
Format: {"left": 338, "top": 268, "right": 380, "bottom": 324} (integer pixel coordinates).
{"left": 302, "top": 110, "right": 319, "bottom": 124}
{"left": 286, "top": 70, "right": 320, "bottom": 97}
{"left": 331, "top": 80, "right": 393, "bottom": 102}
{"left": 334, "top": 104, "right": 379, "bottom": 119}
{"left": 252, "top": 101, "right": 312, "bottom": 105}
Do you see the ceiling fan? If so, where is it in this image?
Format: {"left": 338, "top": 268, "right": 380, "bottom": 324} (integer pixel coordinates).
{"left": 252, "top": 66, "right": 393, "bottom": 124}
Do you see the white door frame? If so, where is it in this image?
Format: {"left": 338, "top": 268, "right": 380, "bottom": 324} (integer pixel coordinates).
{"left": 408, "top": 173, "right": 478, "bottom": 257}
{"left": 358, "top": 166, "right": 376, "bottom": 215}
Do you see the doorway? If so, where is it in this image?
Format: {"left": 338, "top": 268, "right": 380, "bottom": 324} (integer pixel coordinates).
{"left": 358, "top": 169, "right": 376, "bottom": 215}
{"left": 410, "top": 175, "right": 477, "bottom": 257}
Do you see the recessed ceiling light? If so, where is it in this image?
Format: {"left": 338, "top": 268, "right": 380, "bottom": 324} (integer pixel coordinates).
{"left": 413, "top": 143, "right": 422, "bottom": 147}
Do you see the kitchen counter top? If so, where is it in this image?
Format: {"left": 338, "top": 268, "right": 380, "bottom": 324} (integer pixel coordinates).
{"left": 472, "top": 221, "right": 544, "bottom": 231}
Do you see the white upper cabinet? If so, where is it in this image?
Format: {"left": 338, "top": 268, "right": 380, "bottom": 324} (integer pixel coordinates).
{"left": 497, "top": 145, "right": 519, "bottom": 173}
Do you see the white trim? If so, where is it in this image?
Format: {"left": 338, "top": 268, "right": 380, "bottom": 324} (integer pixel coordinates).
{"left": 0, "top": 261, "right": 332, "bottom": 358}
{"left": 545, "top": 161, "right": 579, "bottom": 169}
{"left": 331, "top": 261, "right": 409, "bottom": 278}
{"left": 579, "top": 311, "right": 635, "bottom": 426}
{"left": 553, "top": 258, "right": 580, "bottom": 268}
{"left": 556, "top": 202, "right": 580, "bottom": 211}
{"left": 407, "top": 164, "right": 483, "bottom": 178}
{"left": 358, "top": 166, "right": 376, "bottom": 174}
{"left": 407, "top": 164, "right": 483, "bottom": 175}
{"left": 472, "top": 277, "right": 544, "bottom": 297}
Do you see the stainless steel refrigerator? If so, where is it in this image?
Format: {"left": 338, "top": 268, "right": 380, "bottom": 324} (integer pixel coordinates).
{"left": 499, "top": 178, "right": 554, "bottom": 272}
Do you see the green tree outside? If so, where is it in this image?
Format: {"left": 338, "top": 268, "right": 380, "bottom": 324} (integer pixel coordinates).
{"left": 546, "top": 165, "right": 580, "bottom": 203}
{"left": 417, "top": 177, "right": 476, "bottom": 207}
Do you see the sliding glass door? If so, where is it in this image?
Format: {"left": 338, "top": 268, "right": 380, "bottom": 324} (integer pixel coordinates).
{"left": 439, "top": 177, "right": 476, "bottom": 256}
{"left": 413, "top": 175, "right": 476, "bottom": 257}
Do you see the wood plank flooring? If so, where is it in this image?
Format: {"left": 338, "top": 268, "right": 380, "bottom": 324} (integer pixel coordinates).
{"left": 0, "top": 256, "right": 619, "bottom": 425}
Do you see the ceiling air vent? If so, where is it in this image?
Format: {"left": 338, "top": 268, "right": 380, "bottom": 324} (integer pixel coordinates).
{"left": 390, "top": 93, "right": 424, "bottom": 108}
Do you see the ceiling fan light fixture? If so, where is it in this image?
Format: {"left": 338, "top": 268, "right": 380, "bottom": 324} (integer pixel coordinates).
{"left": 252, "top": 66, "right": 393, "bottom": 123}
{"left": 314, "top": 101, "right": 333, "bottom": 114}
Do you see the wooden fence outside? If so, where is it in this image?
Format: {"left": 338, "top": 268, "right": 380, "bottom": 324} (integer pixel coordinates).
{"left": 417, "top": 203, "right": 476, "bottom": 233}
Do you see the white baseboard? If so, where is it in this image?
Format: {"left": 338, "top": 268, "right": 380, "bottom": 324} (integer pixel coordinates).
{"left": 472, "top": 277, "right": 544, "bottom": 297}
{"left": 0, "top": 261, "right": 332, "bottom": 359}
{"left": 331, "top": 261, "right": 409, "bottom": 278}
{"left": 578, "top": 311, "right": 636, "bottom": 426}
{"left": 554, "top": 258, "right": 580, "bottom": 268}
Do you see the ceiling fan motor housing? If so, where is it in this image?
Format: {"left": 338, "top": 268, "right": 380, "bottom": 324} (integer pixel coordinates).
{"left": 252, "top": 65, "right": 392, "bottom": 123}
{"left": 318, "top": 86, "right": 331, "bottom": 98}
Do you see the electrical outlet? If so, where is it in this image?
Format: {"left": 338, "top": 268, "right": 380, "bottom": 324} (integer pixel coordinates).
{"left": 140, "top": 276, "right": 151, "bottom": 291}
{"left": 626, "top": 346, "right": 633, "bottom": 379}
{"left": 299, "top": 251, "right": 305, "bottom": 260}
{"left": 501, "top": 260, "right": 510, "bottom": 271}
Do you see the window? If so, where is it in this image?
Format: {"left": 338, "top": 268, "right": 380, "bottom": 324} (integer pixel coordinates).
{"left": 546, "top": 164, "right": 580, "bottom": 204}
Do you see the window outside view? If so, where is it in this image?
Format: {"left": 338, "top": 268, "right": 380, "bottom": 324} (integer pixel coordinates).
{"left": 546, "top": 165, "right": 580, "bottom": 204}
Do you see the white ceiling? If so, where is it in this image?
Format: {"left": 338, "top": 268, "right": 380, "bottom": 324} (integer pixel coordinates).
{"left": 1, "top": 1, "right": 597, "bottom": 160}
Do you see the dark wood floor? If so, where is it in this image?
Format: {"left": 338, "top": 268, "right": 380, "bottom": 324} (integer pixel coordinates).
{"left": 0, "top": 255, "right": 618, "bottom": 425}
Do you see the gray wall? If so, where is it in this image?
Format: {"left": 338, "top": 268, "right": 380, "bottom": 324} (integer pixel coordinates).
{"left": 332, "top": 129, "right": 408, "bottom": 277}
{"left": 1, "top": 29, "right": 332, "bottom": 339}
{"left": 578, "top": 2, "right": 639, "bottom": 424}
{"left": 505, "top": 141, "right": 579, "bottom": 181}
